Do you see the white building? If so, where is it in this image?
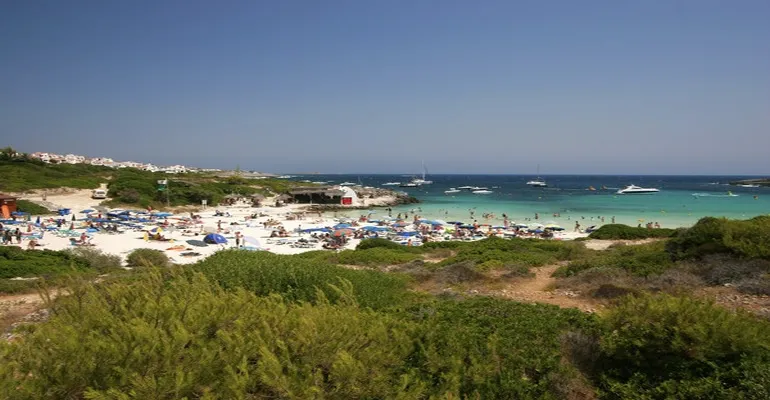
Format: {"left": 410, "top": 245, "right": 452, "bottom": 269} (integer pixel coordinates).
{"left": 64, "top": 154, "right": 85, "bottom": 164}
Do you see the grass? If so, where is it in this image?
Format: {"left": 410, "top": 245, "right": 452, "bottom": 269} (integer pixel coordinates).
{"left": 588, "top": 224, "right": 677, "bottom": 240}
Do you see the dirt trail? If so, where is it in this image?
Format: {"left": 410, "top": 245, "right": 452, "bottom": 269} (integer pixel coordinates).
{"left": 0, "top": 291, "right": 59, "bottom": 336}
{"left": 482, "top": 265, "right": 601, "bottom": 313}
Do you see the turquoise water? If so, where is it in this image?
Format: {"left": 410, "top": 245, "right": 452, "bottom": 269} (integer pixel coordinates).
{"left": 291, "top": 175, "right": 770, "bottom": 228}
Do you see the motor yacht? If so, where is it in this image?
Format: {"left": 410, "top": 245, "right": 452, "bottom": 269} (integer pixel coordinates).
{"left": 472, "top": 189, "right": 494, "bottom": 194}
{"left": 381, "top": 182, "right": 401, "bottom": 186}
{"left": 457, "top": 186, "right": 475, "bottom": 190}
{"left": 399, "top": 182, "right": 419, "bottom": 188}
{"left": 526, "top": 178, "right": 547, "bottom": 187}
{"left": 616, "top": 184, "right": 660, "bottom": 194}
{"left": 444, "top": 188, "right": 461, "bottom": 194}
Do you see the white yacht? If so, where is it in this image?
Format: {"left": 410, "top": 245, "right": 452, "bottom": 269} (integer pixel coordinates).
{"left": 399, "top": 182, "right": 419, "bottom": 188}
{"left": 444, "top": 188, "right": 461, "bottom": 194}
{"left": 339, "top": 182, "right": 356, "bottom": 186}
{"left": 617, "top": 184, "right": 660, "bottom": 194}
{"left": 457, "top": 186, "right": 475, "bottom": 190}
{"left": 408, "top": 161, "right": 433, "bottom": 185}
{"left": 472, "top": 189, "right": 494, "bottom": 194}
{"left": 382, "top": 182, "right": 401, "bottom": 186}
{"left": 526, "top": 165, "right": 547, "bottom": 187}
{"left": 526, "top": 178, "right": 547, "bottom": 187}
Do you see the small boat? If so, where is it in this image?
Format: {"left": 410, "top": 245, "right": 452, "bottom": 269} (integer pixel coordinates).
{"left": 472, "top": 189, "right": 494, "bottom": 194}
{"left": 526, "top": 164, "right": 547, "bottom": 187}
{"left": 692, "top": 191, "right": 739, "bottom": 198}
{"left": 444, "top": 188, "right": 461, "bottom": 194}
{"left": 457, "top": 186, "right": 475, "bottom": 190}
{"left": 526, "top": 178, "right": 547, "bottom": 187}
{"left": 470, "top": 186, "right": 488, "bottom": 191}
{"left": 399, "top": 182, "right": 419, "bottom": 188}
{"left": 381, "top": 182, "right": 401, "bottom": 186}
{"left": 737, "top": 184, "right": 760, "bottom": 188}
{"left": 409, "top": 161, "right": 433, "bottom": 185}
{"left": 617, "top": 184, "right": 660, "bottom": 194}
{"left": 587, "top": 186, "right": 596, "bottom": 191}
{"left": 339, "top": 182, "right": 356, "bottom": 186}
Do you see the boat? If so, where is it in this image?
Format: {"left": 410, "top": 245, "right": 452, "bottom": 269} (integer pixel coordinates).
{"left": 616, "top": 184, "right": 660, "bottom": 194}
{"left": 409, "top": 161, "right": 433, "bottom": 185}
{"left": 339, "top": 182, "right": 356, "bottom": 186}
{"left": 692, "top": 191, "right": 739, "bottom": 198}
{"left": 587, "top": 186, "right": 596, "bottom": 191}
{"left": 737, "top": 184, "right": 760, "bottom": 188}
{"left": 472, "top": 189, "right": 494, "bottom": 194}
{"left": 457, "top": 186, "right": 475, "bottom": 190}
{"left": 381, "top": 182, "right": 401, "bottom": 186}
{"left": 444, "top": 188, "right": 461, "bottom": 194}
{"left": 526, "top": 165, "right": 547, "bottom": 187}
{"left": 399, "top": 182, "right": 419, "bottom": 188}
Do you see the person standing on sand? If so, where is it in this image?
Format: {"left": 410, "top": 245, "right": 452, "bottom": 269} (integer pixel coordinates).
{"left": 235, "top": 232, "right": 241, "bottom": 248}
{"left": 611, "top": 216, "right": 615, "bottom": 224}
{"left": 574, "top": 221, "right": 581, "bottom": 232}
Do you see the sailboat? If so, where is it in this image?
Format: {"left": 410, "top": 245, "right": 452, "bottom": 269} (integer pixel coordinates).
{"left": 526, "top": 165, "right": 547, "bottom": 187}
{"left": 409, "top": 161, "right": 433, "bottom": 185}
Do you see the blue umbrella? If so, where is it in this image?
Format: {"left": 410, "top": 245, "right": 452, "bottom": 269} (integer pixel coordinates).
{"left": 80, "top": 209, "right": 95, "bottom": 214}
{"left": 153, "top": 212, "right": 173, "bottom": 217}
{"left": 333, "top": 223, "right": 352, "bottom": 229}
{"left": 203, "top": 233, "right": 227, "bottom": 244}
{"left": 362, "top": 226, "right": 389, "bottom": 232}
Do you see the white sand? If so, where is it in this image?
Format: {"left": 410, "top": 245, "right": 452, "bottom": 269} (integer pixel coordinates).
{"left": 12, "top": 190, "right": 588, "bottom": 266}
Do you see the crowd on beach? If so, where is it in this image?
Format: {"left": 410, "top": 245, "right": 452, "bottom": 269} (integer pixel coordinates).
{"left": 0, "top": 193, "right": 596, "bottom": 267}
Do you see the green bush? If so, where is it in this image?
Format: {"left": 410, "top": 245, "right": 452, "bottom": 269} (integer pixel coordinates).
{"left": 356, "top": 237, "right": 404, "bottom": 250}
{"left": 588, "top": 224, "right": 676, "bottom": 240}
{"left": 193, "top": 250, "right": 412, "bottom": 310}
{"left": 0, "top": 270, "right": 423, "bottom": 399}
{"left": 65, "top": 247, "right": 122, "bottom": 272}
{"left": 436, "top": 237, "right": 561, "bottom": 270}
{"left": 125, "top": 248, "right": 169, "bottom": 268}
{"left": 405, "top": 297, "right": 597, "bottom": 398}
{"left": 555, "top": 241, "right": 673, "bottom": 278}
{"left": 331, "top": 248, "right": 421, "bottom": 266}
{"left": 15, "top": 200, "right": 52, "bottom": 215}
{"left": 0, "top": 247, "right": 88, "bottom": 280}
{"left": 596, "top": 294, "right": 770, "bottom": 398}
{"left": 668, "top": 216, "right": 770, "bottom": 260}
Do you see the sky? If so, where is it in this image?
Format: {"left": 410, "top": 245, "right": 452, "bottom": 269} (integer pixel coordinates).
{"left": 1, "top": 1, "right": 769, "bottom": 175}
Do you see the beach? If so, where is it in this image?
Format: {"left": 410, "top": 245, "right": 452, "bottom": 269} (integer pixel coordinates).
{"left": 6, "top": 189, "right": 587, "bottom": 264}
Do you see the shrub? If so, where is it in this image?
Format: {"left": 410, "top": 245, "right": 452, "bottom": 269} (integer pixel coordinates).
{"left": 194, "top": 250, "right": 412, "bottom": 310}
{"left": 588, "top": 224, "right": 676, "bottom": 240}
{"left": 65, "top": 247, "right": 122, "bottom": 272}
{"left": 15, "top": 200, "right": 52, "bottom": 215}
{"left": 596, "top": 294, "right": 770, "bottom": 398}
{"left": 0, "top": 270, "right": 422, "bottom": 399}
{"left": 667, "top": 216, "right": 770, "bottom": 260}
{"left": 555, "top": 241, "right": 673, "bottom": 278}
{"left": 331, "top": 248, "right": 421, "bottom": 266}
{"left": 356, "top": 238, "right": 404, "bottom": 250}
{"left": 0, "top": 247, "right": 88, "bottom": 280}
{"left": 125, "top": 248, "right": 169, "bottom": 268}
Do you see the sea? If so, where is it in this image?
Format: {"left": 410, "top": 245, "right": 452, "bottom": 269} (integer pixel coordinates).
{"left": 284, "top": 175, "right": 770, "bottom": 229}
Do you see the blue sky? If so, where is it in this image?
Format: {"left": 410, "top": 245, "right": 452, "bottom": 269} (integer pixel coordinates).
{"left": 1, "top": 0, "right": 769, "bottom": 174}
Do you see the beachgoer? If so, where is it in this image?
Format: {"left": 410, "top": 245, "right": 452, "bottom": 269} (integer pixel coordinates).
{"left": 574, "top": 221, "right": 580, "bottom": 232}
{"left": 235, "top": 232, "right": 241, "bottom": 248}
{"left": 611, "top": 216, "right": 615, "bottom": 223}
{"left": 15, "top": 228, "right": 22, "bottom": 243}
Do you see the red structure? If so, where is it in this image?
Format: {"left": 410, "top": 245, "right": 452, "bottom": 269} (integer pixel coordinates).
{"left": 0, "top": 194, "right": 17, "bottom": 219}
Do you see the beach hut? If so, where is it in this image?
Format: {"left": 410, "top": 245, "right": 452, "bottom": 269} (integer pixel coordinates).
{"left": 0, "top": 194, "right": 18, "bottom": 219}
{"left": 339, "top": 186, "right": 360, "bottom": 206}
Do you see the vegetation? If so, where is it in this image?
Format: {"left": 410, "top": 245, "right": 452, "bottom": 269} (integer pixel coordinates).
{"left": 0, "top": 157, "right": 309, "bottom": 208}
{"left": 193, "top": 250, "right": 413, "bottom": 310}
{"left": 588, "top": 224, "right": 676, "bottom": 240}
{"left": 594, "top": 294, "right": 770, "bottom": 398}
{"left": 0, "top": 247, "right": 104, "bottom": 294}
{"left": 125, "top": 248, "right": 169, "bottom": 268}
{"left": 667, "top": 216, "right": 770, "bottom": 260}
{"left": 555, "top": 241, "right": 673, "bottom": 278}
{"left": 14, "top": 200, "right": 53, "bottom": 215}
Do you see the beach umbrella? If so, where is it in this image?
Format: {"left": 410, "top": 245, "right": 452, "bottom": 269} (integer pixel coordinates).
{"left": 80, "top": 209, "right": 94, "bottom": 214}
{"left": 362, "top": 226, "right": 389, "bottom": 232}
{"left": 333, "top": 228, "right": 354, "bottom": 237}
{"left": 186, "top": 239, "right": 208, "bottom": 247}
{"left": 243, "top": 236, "right": 261, "bottom": 248}
{"left": 153, "top": 212, "right": 173, "bottom": 217}
{"left": 333, "top": 223, "right": 352, "bottom": 229}
{"left": 433, "top": 219, "right": 449, "bottom": 226}
{"left": 149, "top": 227, "right": 163, "bottom": 234}
{"left": 544, "top": 223, "right": 564, "bottom": 231}
{"left": 203, "top": 233, "right": 227, "bottom": 244}
{"left": 392, "top": 221, "right": 409, "bottom": 227}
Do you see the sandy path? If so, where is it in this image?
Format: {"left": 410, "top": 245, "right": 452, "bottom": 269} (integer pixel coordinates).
{"left": 0, "top": 291, "right": 59, "bottom": 336}
{"left": 486, "top": 264, "right": 601, "bottom": 312}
